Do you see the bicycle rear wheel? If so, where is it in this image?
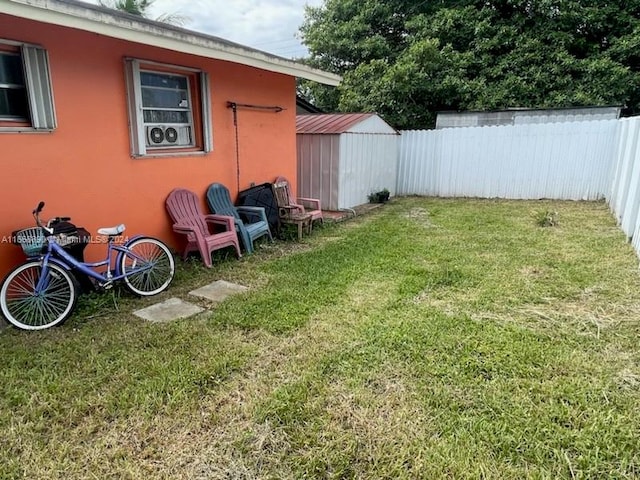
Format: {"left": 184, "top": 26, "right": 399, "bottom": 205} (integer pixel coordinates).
{"left": 120, "top": 237, "right": 175, "bottom": 296}
{"left": 0, "top": 261, "right": 77, "bottom": 330}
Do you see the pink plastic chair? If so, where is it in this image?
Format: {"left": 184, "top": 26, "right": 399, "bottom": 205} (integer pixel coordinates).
{"left": 165, "top": 188, "right": 241, "bottom": 267}
{"left": 274, "top": 176, "right": 323, "bottom": 224}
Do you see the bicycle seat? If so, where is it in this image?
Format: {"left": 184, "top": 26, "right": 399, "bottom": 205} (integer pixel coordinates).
{"left": 97, "top": 224, "right": 126, "bottom": 236}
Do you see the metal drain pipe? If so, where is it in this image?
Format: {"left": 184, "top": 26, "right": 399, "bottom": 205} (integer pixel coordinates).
{"left": 339, "top": 208, "right": 357, "bottom": 217}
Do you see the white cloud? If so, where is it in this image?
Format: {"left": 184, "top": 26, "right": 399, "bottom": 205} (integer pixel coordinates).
{"left": 83, "top": 0, "right": 323, "bottom": 58}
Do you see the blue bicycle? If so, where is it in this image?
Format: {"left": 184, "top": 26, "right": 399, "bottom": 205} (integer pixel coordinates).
{"left": 0, "top": 202, "right": 175, "bottom": 330}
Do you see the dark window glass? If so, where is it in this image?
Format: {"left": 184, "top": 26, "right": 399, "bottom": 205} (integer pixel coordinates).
{"left": 0, "top": 53, "right": 24, "bottom": 85}
{"left": 0, "top": 52, "right": 29, "bottom": 120}
{"left": 0, "top": 87, "right": 29, "bottom": 119}
{"left": 141, "top": 87, "right": 188, "bottom": 108}
{"left": 140, "top": 71, "right": 188, "bottom": 90}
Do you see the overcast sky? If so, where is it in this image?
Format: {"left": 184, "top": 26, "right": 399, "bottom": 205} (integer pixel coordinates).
{"left": 83, "top": 0, "right": 324, "bottom": 58}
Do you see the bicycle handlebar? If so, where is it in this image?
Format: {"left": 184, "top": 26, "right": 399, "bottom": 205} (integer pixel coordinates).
{"left": 32, "top": 201, "right": 71, "bottom": 235}
{"left": 33, "top": 201, "right": 45, "bottom": 215}
{"left": 33, "top": 201, "right": 46, "bottom": 230}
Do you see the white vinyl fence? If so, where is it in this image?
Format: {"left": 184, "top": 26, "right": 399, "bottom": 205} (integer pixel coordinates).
{"left": 609, "top": 116, "right": 640, "bottom": 251}
{"left": 398, "top": 120, "right": 619, "bottom": 200}
{"left": 396, "top": 116, "right": 640, "bottom": 258}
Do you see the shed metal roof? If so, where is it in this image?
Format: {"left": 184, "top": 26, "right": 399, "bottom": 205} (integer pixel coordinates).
{"left": 296, "top": 113, "right": 378, "bottom": 134}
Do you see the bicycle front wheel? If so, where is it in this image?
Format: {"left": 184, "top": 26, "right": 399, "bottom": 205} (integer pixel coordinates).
{"left": 0, "top": 262, "right": 77, "bottom": 330}
{"left": 120, "top": 237, "right": 175, "bottom": 296}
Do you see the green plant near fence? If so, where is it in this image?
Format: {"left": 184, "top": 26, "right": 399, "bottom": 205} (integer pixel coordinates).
{"left": 368, "top": 188, "right": 390, "bottom": 203}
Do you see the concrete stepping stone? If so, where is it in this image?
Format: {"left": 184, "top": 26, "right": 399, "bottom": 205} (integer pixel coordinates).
{"left": 189, "top": 280, "right": 249, "bottom": 303}
{"left": 133, "top": 297, "right": 204, "bottom": 323}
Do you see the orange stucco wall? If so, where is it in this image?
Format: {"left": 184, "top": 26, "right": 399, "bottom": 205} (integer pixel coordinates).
{"left": 0, "top": 15, "right": 298, "bottom": 276}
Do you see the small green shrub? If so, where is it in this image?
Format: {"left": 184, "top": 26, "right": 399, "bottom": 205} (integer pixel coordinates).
{"left": 535, "top": 210, "right": 558, "bottom": 227}
{"left": 368, "top": 188, "right": 390, "bottom": 204}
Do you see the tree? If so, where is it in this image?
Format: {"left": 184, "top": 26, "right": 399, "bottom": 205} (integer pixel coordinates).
{"left": 98, "top": 0, "right": 189, "bottom": 26}
{"left": 299, "top": 0, "right": 640, "bottom": 129}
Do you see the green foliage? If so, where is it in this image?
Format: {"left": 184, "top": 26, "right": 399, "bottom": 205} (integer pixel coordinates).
{"left": 98, "top": 0, "right": 189, "bottom": 25}
{"left": 535, "top": 209, "right": 559, "bottom": 227}
{"left": 99, "top": 0, "right": 153, "bottom": 16}
{"left": 300, "top": 0, "right": 640, "bottom": 128}
{"left": 367, "top": 188, "right": 390, "bottom": 203}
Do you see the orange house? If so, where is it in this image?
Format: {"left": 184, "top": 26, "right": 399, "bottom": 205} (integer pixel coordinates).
{"left": 0, "top": 0, "right": 340, "bottom": 276}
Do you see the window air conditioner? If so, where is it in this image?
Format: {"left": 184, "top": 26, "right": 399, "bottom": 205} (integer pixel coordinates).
{"left": 145, "top": 125, "right": 192, "bottom": 147}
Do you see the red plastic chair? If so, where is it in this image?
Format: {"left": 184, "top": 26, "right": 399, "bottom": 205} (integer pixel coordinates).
{"left": 165, "top": 188, "right": 241, "bottom": 267}
{"left": 274, "top": 176, "right": 323, "bottom": 224}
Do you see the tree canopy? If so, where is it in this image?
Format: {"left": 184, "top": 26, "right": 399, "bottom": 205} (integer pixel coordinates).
{"left": 99, "top": 0, "right": 188, "bottom": 25}
{"left": 299, "top": 0, "right": 640, "bottom": 129}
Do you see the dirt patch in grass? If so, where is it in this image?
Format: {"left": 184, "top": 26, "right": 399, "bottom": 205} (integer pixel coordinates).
{"left": 404, "top": 207, "right": 435, "bottom": 227}
{"left": 321, "top": 368, "right": 436, "bottom": 475}
{"left": 472, "top": 291, "right": 640, "bottom": 338}
{"left": 416, "top": 287, "right": 640, "bottom": 340}
{"left": 617, "top": 368, "right": 640, "bottom": 389}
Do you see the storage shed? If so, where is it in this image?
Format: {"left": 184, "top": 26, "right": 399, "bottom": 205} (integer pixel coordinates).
{"left": 296, "top": 113, "right": 399, "bottom": 211}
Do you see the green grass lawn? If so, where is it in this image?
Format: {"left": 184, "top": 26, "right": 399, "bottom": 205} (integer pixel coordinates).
{"left": 1, "top": 197, "right": 639, "bottom": 479}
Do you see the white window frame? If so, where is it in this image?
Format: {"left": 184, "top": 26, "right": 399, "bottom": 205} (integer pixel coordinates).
{"left": 0, "top": 39, "right": 56, "bottom": 132}
{"left": 124, "top": 58, "right": 212, "bottom": 157}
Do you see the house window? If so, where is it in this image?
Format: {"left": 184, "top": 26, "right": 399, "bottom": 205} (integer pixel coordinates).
{"left": 124, "top": 58, "right": 212, "bottom": 157}
{"left": 0, "top": 41, "right": 56, "bottom": 131}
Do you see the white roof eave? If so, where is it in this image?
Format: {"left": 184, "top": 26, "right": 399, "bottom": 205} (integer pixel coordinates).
{"left": 1, "top": 0, "right": 342, "bottom": 86}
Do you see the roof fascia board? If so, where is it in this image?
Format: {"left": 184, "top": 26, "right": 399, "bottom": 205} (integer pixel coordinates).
{"left": 1, "top": 0, "right": 341, "bottom": 86}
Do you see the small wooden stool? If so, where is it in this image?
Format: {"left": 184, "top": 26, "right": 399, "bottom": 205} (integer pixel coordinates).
{"left": 280, "top": 212, "right": 312, "bottom": 240}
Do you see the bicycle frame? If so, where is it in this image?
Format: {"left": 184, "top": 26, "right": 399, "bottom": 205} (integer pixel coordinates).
{"left": 32, "top": 234, "right": 150, "bottom": 290}
{"left": 0, "top": 201, "right": 175, "bottom": 330}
